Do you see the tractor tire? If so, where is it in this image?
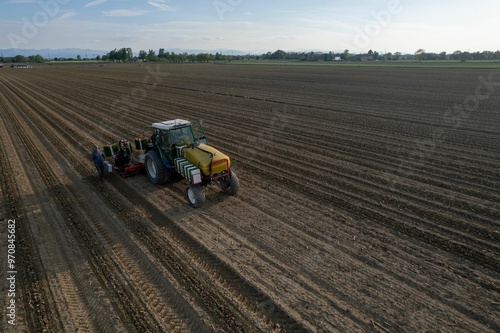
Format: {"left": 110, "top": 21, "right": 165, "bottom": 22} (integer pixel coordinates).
{"left": 220, "top": 172, "right": 239, "bottom": 195}
{"left": 145, "top": 150, "right": 170, "bottom": 184}
{"left": 186, "top": 185, "right": 206, "bottom": 208}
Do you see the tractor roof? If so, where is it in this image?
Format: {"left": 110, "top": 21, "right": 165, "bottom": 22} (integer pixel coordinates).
{"left": 152, "top": 119, "right": 191, "bottom": 131}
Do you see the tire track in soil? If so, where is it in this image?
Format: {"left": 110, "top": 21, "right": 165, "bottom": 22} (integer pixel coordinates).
{"left": 214, "top": 187, "right": 499, "bottom": 331}
{"left": 168, "top": 177, "right": 498, "bottom": 332}
{"left": 76, "top": 183, "right": 210, "bottom": 333}
{"left": 3, "top": 76, "right": 208, "bottom": 332}
{"left": 0, "top": 80, "right": 165, "bottom": 332}
{"left": 1, "top": 72, "right": 310, "bottom": 332}
{"left": 2, "top": 91, "right": 121, "bottom": 332}
{"left": 0, "top": 75, "right": 242, "bottom": 330}
{"left": 0, "top": 90, "right": 64, "bottom": 333}
{"left": 185, "top": 211, "right": 371, "bottom": 333}
{"left": 108, "top": 175, "right": 310, "bottom": 332}
{"left": 244, "top": 159, "right": 500, "bottom": 273}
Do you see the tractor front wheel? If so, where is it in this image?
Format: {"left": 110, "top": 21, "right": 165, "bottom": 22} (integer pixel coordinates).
{"left": 220, "top": 172, "right": 239, "bottom": 195}
{"left": 186, "top": 185, "right": 206, "bottom": 208}
{"left": 145, "top": 150, "right": 170, "bottom": 184}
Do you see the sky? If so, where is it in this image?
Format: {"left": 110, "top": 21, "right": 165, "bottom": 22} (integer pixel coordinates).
{"left": 1, "top": 0, "right": 499, "bottom": 55}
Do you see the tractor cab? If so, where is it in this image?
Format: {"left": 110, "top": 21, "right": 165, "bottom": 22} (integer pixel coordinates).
{"left": 151, "top": 119, "right": 208, "bottom": 163}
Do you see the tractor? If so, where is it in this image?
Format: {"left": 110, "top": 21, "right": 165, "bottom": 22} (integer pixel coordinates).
{"left": 104, "top": 119, "right": 239, "bottom": 208}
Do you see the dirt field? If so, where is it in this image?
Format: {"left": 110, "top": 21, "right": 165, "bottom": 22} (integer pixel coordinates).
{"left": 0, "top": 62, "right": 498, "bottom": 332}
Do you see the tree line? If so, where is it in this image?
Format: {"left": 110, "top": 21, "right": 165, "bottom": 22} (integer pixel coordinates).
{"left": 260, "top": 49, "right": 500, "bottom": 61}
{"left": 2, "top": 48, "right": 499, "bottom": 64}
{"left": 100, "top": 47, "right": 231, "bottom": 63}
{"left": 101, "top": 48, "right": 500, "bottom": 63}
{"left": 0, "top": 54, "right": 46, "bottom": 63}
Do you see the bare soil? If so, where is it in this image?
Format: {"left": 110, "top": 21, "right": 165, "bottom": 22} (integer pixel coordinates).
{"left": 0, "top": 63, "right": 499, "bottom": 332}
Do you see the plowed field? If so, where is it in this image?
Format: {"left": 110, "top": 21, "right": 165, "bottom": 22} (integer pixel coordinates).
{"left": 0, "top": 63, "right": 499, "bottom": 332}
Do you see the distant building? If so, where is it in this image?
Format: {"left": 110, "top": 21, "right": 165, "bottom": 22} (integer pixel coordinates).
{"left": 351, "top": 54, "right": 374, "bottom": 61}
{"left": 10, "top": 64, "right": 33, "bottom": 69}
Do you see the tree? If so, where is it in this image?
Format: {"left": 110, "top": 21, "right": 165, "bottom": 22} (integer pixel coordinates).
{"left": 147, "top": 49, "right": 157, "bottom": 62}
{"left": 120, "top": 48, "right": 133, "bottom": 62}
{"left": 14, "top": 55, "right": 26, "bottom": 63}
{"left": 77, "top": 55, "right": 81, "bottom": 61}
{"left": 271, "top": 49, "right": 286, "bottom": 60}
{"left": 415, "top": 49, "right": 425, "bottom": 61}
{"left": 196, "top": 53, "right": 210, "bottom": 62}
{"left": 139, "top": 50, "right": 147, "bottom": 61}
{"left": 341, "top": 49, "right": 350, "bottom": 61}
{"left": 459, "top": 51, "right": 470, "bottom": 62}
{"left": 451, "top": 50, "right": 462, "bottom": 61}
{"left": 33, "top": 54, "right": 45, "bottom": 63}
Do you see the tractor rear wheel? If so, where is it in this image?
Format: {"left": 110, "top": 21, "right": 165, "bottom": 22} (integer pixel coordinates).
{"left": 186, "top": 185, "right": 206, "bottom": 208}
{"left": 145, "top": 150, "right": 169, "bottom": 184}
{"left": 220, "top": 172, "right": 239, "bottom": 195}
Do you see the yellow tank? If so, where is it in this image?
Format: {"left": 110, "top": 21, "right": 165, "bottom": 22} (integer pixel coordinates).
{"left": 183, "top": 144, "right": 230, "bottom": 175}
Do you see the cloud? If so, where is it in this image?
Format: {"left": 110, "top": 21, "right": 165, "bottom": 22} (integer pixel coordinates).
{"left": 53, "top": 12, "right": 78, "bottom": 22}
{"left": 148, "top": 0, "right": 174, "bottom": 11}
{"left": 84, "top": 0, "right": 107, "bottom": 8}
{"left": 103, "top": 9, "right": 148, "bottom": 17}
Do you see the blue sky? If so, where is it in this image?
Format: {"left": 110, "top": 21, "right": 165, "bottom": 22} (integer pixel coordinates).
{"left": 1, "top": 0, "right": 499, "bottom": 54}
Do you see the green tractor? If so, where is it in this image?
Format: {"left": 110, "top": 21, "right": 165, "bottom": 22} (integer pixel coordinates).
{"left": 141, "top": 119, "right": 239, "bottom": 208}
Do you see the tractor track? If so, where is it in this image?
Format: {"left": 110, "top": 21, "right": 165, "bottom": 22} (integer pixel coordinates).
{"left": 0, "top": 80, "right": 162, "bottom": 332}
{"left": 3, "top": 87, "right": 207, "bottom": 331}
{"left": 0, "top": 90, "right": 64, "bottom": 333}
{"left": 1, "top": 71, "right": 309, "bottom": 331}
{"left": 0, "top": 80, "right": 219, "bottom": 331}
{"left": 214, "top": 186, "right": 500, "bottom": 331}
{"left": 106, "top": 175, "right": 311, "bottom": 332}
